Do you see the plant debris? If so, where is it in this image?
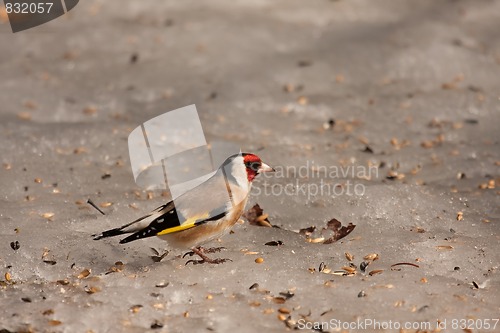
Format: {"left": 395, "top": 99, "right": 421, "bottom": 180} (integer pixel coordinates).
{"left": 87, "top": 198, "right": 105, "bottom": 215}
{"left": 390, "top": 262, "right": 420, "bottom": 269}
{"left": 150, "top": 248, "right": 169, "bottom": 262}
{"left": 322, "top": 219, "right": 356, "bottom": 244}
{"left": 244, "top": 204, "right": 272, "bottom": 227}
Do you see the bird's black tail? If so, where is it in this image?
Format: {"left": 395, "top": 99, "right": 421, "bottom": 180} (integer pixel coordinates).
{"left": 92, "top": 227, "right": 128, "bottom": 241}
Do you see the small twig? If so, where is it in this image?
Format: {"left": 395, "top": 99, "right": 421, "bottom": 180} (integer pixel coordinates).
{"left": 87, "top": 199, "right": 105, "bottom": 215}
{"left": 390, "top": 262, "right": 420, "bottom": 268}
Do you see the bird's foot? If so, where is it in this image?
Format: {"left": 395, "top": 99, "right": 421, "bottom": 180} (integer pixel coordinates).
{"left": 182, "top": 246, "right": 226, "bottom": 258}
{"left": 184, "top": 247, "right": 231, "bottom": 265}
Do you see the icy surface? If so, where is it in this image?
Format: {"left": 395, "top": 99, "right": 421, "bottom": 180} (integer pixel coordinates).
{"left": 0, "top": 0, "right": 499, "bottom": 332}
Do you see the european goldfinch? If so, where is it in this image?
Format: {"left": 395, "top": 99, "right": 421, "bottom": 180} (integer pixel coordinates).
{"left": 93, "top": 153, "right": 274, "bottom": 264}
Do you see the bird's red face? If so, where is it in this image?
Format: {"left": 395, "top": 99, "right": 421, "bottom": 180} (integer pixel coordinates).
{"left": 243, "top": 154, "right": 275, "bottom": 182}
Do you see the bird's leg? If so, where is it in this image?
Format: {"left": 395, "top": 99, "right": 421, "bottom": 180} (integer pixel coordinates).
{"left": 202, "top": 246, "right": 226, "bottom": 254}
{"left": 185, "top": 246, "right": 232, "bottom": 265}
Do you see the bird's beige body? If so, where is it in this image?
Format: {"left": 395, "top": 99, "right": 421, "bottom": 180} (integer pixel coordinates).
{"left": 159, "top": 193, "right": 248, "bottom": 249}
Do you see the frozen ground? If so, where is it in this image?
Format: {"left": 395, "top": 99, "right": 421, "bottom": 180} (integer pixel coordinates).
{"left": 0, "top": 0, "right": 499, "bottom": 332}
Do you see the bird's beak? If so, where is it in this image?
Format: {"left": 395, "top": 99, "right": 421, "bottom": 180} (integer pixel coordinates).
{"left": 258, "top": 162, "right": 275, "bottom": 173}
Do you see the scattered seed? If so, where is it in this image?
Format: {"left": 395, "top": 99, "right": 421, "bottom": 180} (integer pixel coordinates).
{"left": 263, "top": 308, "right": 274, "bottom": 314}
{"left": 436, "top": 245, "right": 454, "bottom": 250}
{"left": 345, "top": 252, "right": 354, "bottom": 262}
{"left": 43, "top": 260, "right": 57, "bottom": 265}
{"left": 42, "top": 309, "right": 54, "bottom": 316}
{"left": 249, "top": 301, "right": 261, "bottom": 307}
{"left": 153, "top": 303, "right": 164, "bottom": 310}
{"left": 308, "top": 237, "right": 325, "bottom": 243}
{"left": 48, "top": 320, "right": 62, "bottom": 326}
{"left": 358, "top": 290, "right": 366, "bottom": 297}
{"left": 360, "top": 261, "right": 369, "bottom": 272}
{"left": 5, "top": 272, "right": 12, "bottom": 282}
{"left": 297, "top": 96, "right": 308, "bottom": 105}
{"left": 18, "top": 112, "right": 32, "bottom": 120}
{"left": 100, "top": 202, "right": 113, "bottom": 208}
{"left": 130, "top": 305, "right": 143, "bottom": 313}
{"left": 77, "top": 269, "right": 91, "bottom": 279}
{"left": 155, "top": 281, "right": 169, "bottom": 288}
{"left": 277, "top": 314, "right": 287, "bottom": 321}
{"left": 298, "top": 60, "right": 312, "bottom": 67}
{"left": 421, "top": 277, "right": 428, "bottom": 283}
{"left": 41, "top": 212, "right": 55, "bottom": 220}
{"left": 279, "top": 291, "right": 295, "bottom": 299}
{"left": 273, "top": 297, "right": 286, "bottom": 304}
{"left": 10, "top": 241, "right": 20, "bottom": 251}
{"left": 283, "top": 83, "right": 295, "bottom": 93}
{"left": 255, "top": 257, "right": 264, "bottom": 264}
{"left": 342, "top": 266, "right": 356, "bottom": 274}
{"left": 318, "top": 262, "right": 326, "bottom": 272}
{"left": 206, "top": 294, "right": 213, "bottom": 300}
{"left": 472, "top": 281, "right": 479, "bottom": 289}
{"left": 34, "top": 178, "right": 43, "bottom": 183}
{"left": 278, "top": 307, "right": 291, "bottom": 314}
{"left": 57, "top": 279, "right": 69, "bottom": 285}
{"left": 264, "top": 240, "right": 283, "bottom": 246}
{"left": 21, "top": 297, "right": 32, "bottom": 303}
{"left": 3, "top": 163, "right": 11, "bottom": 170}
{"left": 151, "top": 321, "right": 163, "bottom": 329}
{"left": 363, "top": 253, "right": 379, "bottom": 261}
{"left": 183, "top": 311, "right": 189, "bottom": 318}
{"left": 457, "top": 212, "right": 463, "bottom": 221}
{"left": 84, "top": 286, "right": 100, "bottom": 294}
{"left": 73, "top": 147, "right": 87, "bottom": 154}
{"left": 368, "top": 269, "right": 384, "bottom": 276}
{"left": 249, "top": 283, "right": 259, "bottom": 290}
{"left": 83, "top": 106, "right": 97, "bottom": 115}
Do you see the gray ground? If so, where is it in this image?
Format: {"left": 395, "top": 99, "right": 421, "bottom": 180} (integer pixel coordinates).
{"left": 1, "top": 0, "right": 499, "bottom": 332}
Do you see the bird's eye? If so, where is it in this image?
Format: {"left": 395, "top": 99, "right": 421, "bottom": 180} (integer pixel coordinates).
{"left": 246, "top": 161, "right": 260, "bottom": 171}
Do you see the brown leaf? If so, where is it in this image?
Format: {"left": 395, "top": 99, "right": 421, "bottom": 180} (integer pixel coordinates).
{"left": 298, "top": 226, "right": 316, "bottom": 236}
{"left": 244, "top": 204, "right": 272, "bottom": 227}
{"left": 322, "top": 219, "right": 356, "bottom": 244}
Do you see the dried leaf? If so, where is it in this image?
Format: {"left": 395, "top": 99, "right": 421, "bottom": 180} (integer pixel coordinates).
{"left": 298, "top": 226, "right": 316, "bottom": 236}
{"left": 322, "top": 219, "right": 356, "bottom": 244}
{"left": 244, "top": 204, "right": 272, "bottom": 227}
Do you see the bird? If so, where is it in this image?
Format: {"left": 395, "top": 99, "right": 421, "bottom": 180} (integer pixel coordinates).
{"left": 93, "top": 152, "right": 275, "bottom": 264}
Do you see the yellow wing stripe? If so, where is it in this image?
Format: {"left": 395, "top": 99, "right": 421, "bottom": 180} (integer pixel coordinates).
{"left": 156, "top": 213, "right": 210, "bottom": 236}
